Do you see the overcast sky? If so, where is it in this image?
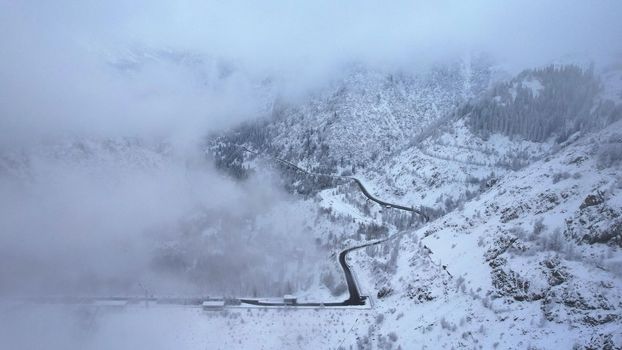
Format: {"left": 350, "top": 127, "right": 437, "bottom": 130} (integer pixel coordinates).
{"left": 1, "top": 0, "right": 621, "bottom": 147}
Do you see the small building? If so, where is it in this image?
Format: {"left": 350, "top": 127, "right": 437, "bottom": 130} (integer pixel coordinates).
{"left": 93, "top": 299, "right": 128, "bottom": 308}
{"left": 202, "top": 300, "right": 225, "bottom": 310}
{"left": 283, "top": 295, "right": 297, "bottom": 305}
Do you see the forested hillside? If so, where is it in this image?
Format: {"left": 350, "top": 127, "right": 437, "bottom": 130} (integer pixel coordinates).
{"left": 210, "top": 64, "right": 622, "bottom": 216}
{"left": 209, "top": 56, "right": 495, "bottom": 178}
{"left": 463, "top": 65, "right": 621, "bottom": 142}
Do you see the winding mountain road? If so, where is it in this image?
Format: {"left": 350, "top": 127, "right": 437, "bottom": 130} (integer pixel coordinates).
{"left": 233, "top": 145, "right": 427, "bottom": 306}
{"left": 238, "top": 237, "right": 395, "bottom": 307}
{"left": 235, "top": 145, "right": 428, "bottom": 220}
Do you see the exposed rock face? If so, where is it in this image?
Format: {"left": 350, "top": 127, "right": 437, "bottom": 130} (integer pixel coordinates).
{"left": 566, "top": 193, "right": 622, "bottom": 247}
{"left": 582, "top": 333, "right": 622, "bottom": 350}
{"left": 491, "top": 266, "right": 540, "bottom": 301}
{"left": 541, "top": 257, "right": 569, "bottom": 287}
{"left": 580, "top": 192, "right": 605, "bottom": 209}
{"left": 535, "top": 191, "right": 561, "bottom": 213}
{"left": 376, "top": 286, "right": 393, "bottom": 299}
{"left": 405, "top": 283, "right": 434, "bottom": 303}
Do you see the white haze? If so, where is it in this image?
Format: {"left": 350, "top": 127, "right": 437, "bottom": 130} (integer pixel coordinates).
{"left": 1, "top": 0, "right": 621, "bottom": 146}
{"left": 0, "top": 140, "right": 320, "bottom": 297}
{"left": 0, "top": 0, "right": 621, "bottom": 301}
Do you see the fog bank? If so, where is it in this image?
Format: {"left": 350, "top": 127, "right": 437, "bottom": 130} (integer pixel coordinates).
{"left": 0, "top": 140, "right": 320, "bottom": 297}
{"left": 1, "top": 0, "right": 621, "bottom": 147}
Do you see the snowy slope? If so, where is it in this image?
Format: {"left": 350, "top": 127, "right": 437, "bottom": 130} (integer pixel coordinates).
{"left": 357, "top": 64, "right": 621, "bottom": 215}
{"left": 196, "top": 62, "right": 622, "bottom": 349}
{"left": 358, "top": 119, "right": 622, "bottom": 349}
{"left": 210, "top": 55, "right": 495, "bottom": 175}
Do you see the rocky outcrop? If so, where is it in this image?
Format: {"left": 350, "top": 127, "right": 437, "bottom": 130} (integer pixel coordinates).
{"left": 565, "top": 192, "right": 622, "bottom": 247}
{"left": 580, "top": 192, "right": 605, "bottom": 210}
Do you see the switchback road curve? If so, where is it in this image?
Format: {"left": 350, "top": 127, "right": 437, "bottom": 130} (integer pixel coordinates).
{"left": 234, "top": 145, "right": 428, "bottom": 220}
{"left": 232, "top": 145, "right": 428, "bottom": 306}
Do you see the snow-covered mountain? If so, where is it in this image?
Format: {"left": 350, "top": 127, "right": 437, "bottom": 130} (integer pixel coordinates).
{"left": 356, "top": 118, "right": 622, "bottom": 348}
{"left": 210, "top": 55, "right": 496, "bottom": 175}
{"left": 2, "top": 56, "right": 621, "bottom": 349}
{"left": 203, "top": 60, "right": 622, "bottom": 348}
{"left": 211, "top": 62, "right": 621, "bottom": 213}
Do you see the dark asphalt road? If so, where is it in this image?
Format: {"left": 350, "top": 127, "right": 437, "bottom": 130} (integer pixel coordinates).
{"left": 234, "top": 145, "right": 428, "bottom": 306}
{"left": 235, "top": 145, "right": 428, "bottom": 220}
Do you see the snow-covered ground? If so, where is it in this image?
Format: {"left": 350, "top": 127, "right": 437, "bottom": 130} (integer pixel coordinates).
{"left": 358, "top": 119, "right": 622, "bottom": 349}
{"left": 360, "top": 117, "right": 553, "bottom": 210}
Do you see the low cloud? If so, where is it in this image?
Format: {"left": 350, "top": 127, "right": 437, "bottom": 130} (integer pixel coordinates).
{"left": 1, "top": 0, "right": 621, "bottom": 147}
{"left": 0, "top": 140, "right": 319, "bottom": 296}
